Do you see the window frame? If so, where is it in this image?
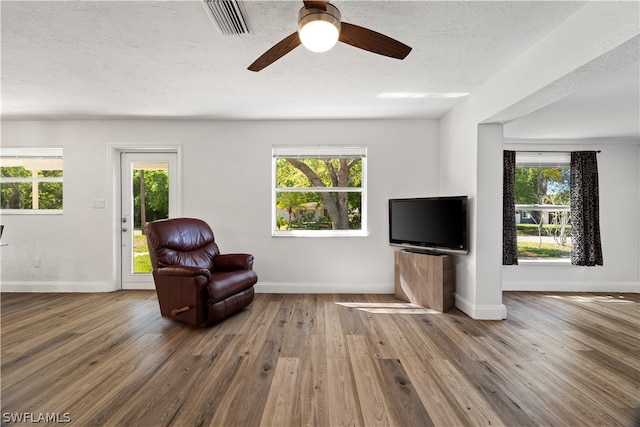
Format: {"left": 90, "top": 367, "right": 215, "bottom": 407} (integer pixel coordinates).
{"left": 272, "top": 145, "right": 367, "bottom": 237}
{"left": 514, "top": 151, "right": 571, "bottom": 264}
{"left": 0, "top": 147, "right": 64, "bottom": 214}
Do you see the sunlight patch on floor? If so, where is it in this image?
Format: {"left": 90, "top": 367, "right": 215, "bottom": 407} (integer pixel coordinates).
{"left": 544, "top": 294, "right": 635, "bottom": 304}
{"left": 335, "top": 302, "right": 442, "bottom": 314}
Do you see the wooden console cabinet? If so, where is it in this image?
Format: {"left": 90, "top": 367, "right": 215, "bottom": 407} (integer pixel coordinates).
{"left": 394, "top": 250, "right": 455, "bottom": 312}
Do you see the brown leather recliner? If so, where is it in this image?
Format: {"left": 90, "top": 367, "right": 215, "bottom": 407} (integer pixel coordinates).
{"left": 145, "top": 217, "right": 257, "bottom": 327}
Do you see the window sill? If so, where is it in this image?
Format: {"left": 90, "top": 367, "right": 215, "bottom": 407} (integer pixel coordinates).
{"left": 516, "top": 258, "right": 571, "bottom": 266}
{"left": 272, "top": 229, "right": 368, "bottom": 237}
{"left": 0, "top": 210, "right": 63, "bottom": 215}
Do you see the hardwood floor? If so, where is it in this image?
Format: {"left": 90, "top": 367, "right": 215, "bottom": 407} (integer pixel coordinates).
{"left": 1, "top": 291, "right": 639, "bottom": 426}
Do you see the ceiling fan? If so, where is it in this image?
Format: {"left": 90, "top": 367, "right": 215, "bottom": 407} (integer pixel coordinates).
{"left": 247, "top": 0, "right": 412, "bottom": 72}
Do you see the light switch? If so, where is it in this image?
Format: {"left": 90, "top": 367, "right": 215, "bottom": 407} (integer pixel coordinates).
{"left": 92, "top": 199, "right": 106, "bottom": 209}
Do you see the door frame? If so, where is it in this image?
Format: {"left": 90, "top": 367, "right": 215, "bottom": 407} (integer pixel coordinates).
{"left": 109, "top": 144, "right": 182, "bottom": 290}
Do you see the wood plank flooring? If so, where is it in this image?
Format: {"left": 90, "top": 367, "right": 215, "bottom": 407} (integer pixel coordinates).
{"left": 1, "top": 291, "right": 639, "bottom": 426}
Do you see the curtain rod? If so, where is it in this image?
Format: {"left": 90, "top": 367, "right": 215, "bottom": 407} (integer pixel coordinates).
{"left": 512, "top": 150, "right": 601, "bottom": 153}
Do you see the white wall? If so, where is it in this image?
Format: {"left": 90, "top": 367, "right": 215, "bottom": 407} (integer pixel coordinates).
{"left": 502, "top": 140, "right": 640, "bottom": 292}
{"left": 0, "top": 119, "right": 440, "bottom": 293}
{"left": 439, "top": 1, "right": 639, "bottom": 319}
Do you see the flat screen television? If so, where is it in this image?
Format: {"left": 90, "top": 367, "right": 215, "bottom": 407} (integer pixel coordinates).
{"left": 389, "top": 196, "right": 468, "bottom": 254}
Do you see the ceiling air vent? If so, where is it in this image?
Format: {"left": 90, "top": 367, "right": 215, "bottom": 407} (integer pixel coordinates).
{"left": 202, "top": 0, "right": 252, "bottom": 35}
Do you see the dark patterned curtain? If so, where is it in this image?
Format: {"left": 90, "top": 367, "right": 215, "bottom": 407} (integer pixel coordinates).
{"left": 503, "top": 150, "right": 518, "bottom": 265}
{"left": 570, "top": 151, "right": 603, "bottom": 266}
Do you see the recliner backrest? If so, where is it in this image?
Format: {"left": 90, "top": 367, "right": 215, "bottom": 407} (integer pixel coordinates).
{"left": 145, "top": 218, "right": 220, "bottom": 270}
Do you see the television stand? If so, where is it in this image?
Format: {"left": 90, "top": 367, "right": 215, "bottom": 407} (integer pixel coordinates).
{"left": 402, "top": 248, "right": 444, "bottom": 256}
{"left": 394, "top": 250, "right": 455, "bottom": 312}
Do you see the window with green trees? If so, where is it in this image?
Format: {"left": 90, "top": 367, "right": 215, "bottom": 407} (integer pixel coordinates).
{"left": 1, "top": 148, "right": 63, "bottom": 213}
{"left": 515, "top": 152, "right": 570, "bottom": 260}
{"left": 132, "top": 168, "right": 169, "bottom": 230}
{"left": 131, "top": 164, "right": 169, "bottom": 274}
{"left": 273, "top": 145, "right": 366, "bottom": 236}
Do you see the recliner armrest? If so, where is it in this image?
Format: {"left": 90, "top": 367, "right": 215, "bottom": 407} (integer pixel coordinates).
{"left": 213, "top": 254, "right": 254, "bottom": 271}
{"left": 155, "top": 266, "right": 212, "bottom": 279}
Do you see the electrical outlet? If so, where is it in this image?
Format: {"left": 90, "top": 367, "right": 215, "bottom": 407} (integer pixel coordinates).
{"left": 34, "top": 257, "right": 41, "bottom": 268}
{"left": 92, "top": 199, "right": 105, "bottom": 209}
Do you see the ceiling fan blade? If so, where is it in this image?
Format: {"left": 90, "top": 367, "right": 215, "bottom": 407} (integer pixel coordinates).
{"left": 339, "top": 22, "right": 411, "bottom": 60}
{"left": 248, "top": 32, "right": 302, "bottom": 72}
{"left": 303, "top": 1, "right": 327, "bottom": 10}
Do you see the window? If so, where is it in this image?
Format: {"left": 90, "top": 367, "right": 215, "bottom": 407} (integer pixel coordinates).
{"left": 515, "top": 152, "right": 570, "bottom": 260}
{"left": 273, "top": 145, "right": 366, "bottom": 236}
{"left": 0, "top": 147, "right": 63, "bottom": 213}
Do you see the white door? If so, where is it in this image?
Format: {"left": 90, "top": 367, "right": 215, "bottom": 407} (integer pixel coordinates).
{"left": 120, "top": 152, "right": 178, "bottom": 289}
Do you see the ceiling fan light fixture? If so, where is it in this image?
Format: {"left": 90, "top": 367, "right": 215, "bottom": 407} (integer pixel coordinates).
{"left": 248, "top": 1, "right": 411, "bottom": 72}
{"left": 298, "top": 4, "right": 341, "bottom": 53}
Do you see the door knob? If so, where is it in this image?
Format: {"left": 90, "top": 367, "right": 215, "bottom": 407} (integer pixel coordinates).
{"left": 122, "top": 227, "right": 128, "bottom": 232}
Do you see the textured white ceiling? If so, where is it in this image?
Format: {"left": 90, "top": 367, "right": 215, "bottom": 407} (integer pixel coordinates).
{"left": 1, "top": 0, "right": 638, "bottom": 141}
{"left": 503, "top": 59, "right": 639, "bottom": 140}
{"left": 1, "top": 1, "right": 586, "bottom": 119}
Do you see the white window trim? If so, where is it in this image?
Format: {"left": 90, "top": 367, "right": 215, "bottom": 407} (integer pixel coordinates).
{"left": 272, "top": 145, "right": 367, "bottom": 237}
{"left": 516, "top": 151, "right": 570, "bottom": 167}
{"left": 1, "top": 177, "right": 63, "bottom": 184}
{"left": 0, "top": 147, "right": 64, "bottom": 214}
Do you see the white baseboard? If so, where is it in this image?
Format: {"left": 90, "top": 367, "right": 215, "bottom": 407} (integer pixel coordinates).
{"left": 0, "top": 281, "right": 118, "bottom": 293}
{"left": 455, "top": 293, "right": 507, "bottom": 320}
{"left": 254, "top": 281, "right": 394, "bottom": 294}
{"left": 123, "top": 283, "right": 155, "bottom": 290}
{"left": 502, "top": 281, "right": 640, "bottom": 293}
